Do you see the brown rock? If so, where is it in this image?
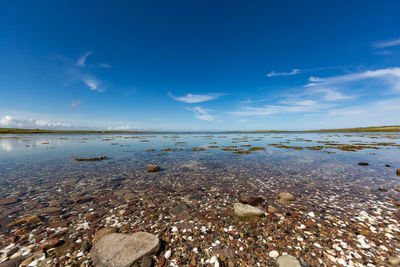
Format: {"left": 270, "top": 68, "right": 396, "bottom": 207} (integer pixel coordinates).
{"left": 158, "top": 256, "right": 165, "bottom": 267}
{"left": 40, "top": 207, "right": 62, "bottom": 216}
{"left": 278, "top": 192, "right": 295, "bottom": 206}
{"left": 397, "top": 169, "right": 400, "bottom": 176}
{"left": 146, "top": 165, "right": 161, "bottom": 173}
{"left": 54, "top": 239, "right": 74, "bottom": 256}
{"left": 0, "top": 197, "right": 19, "bottom": 206}
{"left": 0, "top": 257, "right": 25, "bottom": 267}
{"left": 39, "top": 238, "right": 62, "bottom": 250}
{"left": 75, "top": 197, "right": 94, "bottom": 204}
{"left": 268, "top": 206, "right": 278, "bottom": 213}
{"left": 305, "top": 219, "right": 314, "bottom": 227}
{"left": 358, "top": 162, "right": 369, "bottom": 166}
{"left": 239, "top": 195, "right": 264, "bottom": 206}
{"left": 278, "top": 192, "right": 295, "bottom": 201}
{"left": 7, "top": 215, "right": 40, "bottom": 227}
{"left": 20, "top": 256, "right": 34, "bottom": 267}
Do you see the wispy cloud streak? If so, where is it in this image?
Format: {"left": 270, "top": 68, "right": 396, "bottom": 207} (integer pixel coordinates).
{"left": 76, "top": 51, "right": 92, "bottom": 67}
{"left": 171, "top": 93, "right": 222, "bottom": 103}
{"left": 69, "top": 100, "right": 82, "bottom": 109}
{"left": 307, "top": 67, "right": 400, "bottom": 92}
{"left": 189, "top": 106, "right": 216, "bottom": 121}
{"left": 267, "top": 69, "right": 300, "bottom": 77}
{"left": 82, "top": 75, "right": 102, "bottom": 92}
{"left": 372, "top": 38, "right": 400, "bottom": 49}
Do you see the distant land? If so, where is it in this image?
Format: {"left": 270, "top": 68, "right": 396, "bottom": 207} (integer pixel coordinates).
{"left": 0, "top": 125, "right": 400, "bottom": 134}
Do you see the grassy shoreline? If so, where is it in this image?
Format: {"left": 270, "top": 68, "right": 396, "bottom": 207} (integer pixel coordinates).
{"left": 1, "top": 125, "right": 400, "bottom": 134}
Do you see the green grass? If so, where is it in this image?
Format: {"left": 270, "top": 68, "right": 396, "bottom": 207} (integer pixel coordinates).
{"left": 1, "top": 125, "right": 400, "bottom": 134}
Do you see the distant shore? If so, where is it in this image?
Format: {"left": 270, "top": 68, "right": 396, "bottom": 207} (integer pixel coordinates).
{"left": 1, "top": 125, "right": 400, "bottom": 134}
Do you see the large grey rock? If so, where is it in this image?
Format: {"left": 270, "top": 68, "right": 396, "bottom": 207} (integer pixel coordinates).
{"left": 233, "top": 202, "right": 264, "bottom": 218}
{"left": 91, "top": 232, "right": 159, "bottom": 267}
{"left": 275, "top": 255, "right": 301, "bottom": 267}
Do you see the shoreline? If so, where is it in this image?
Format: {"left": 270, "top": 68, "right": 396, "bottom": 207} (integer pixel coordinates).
{"left": 1, "top": 125, "right": 400, "bottom": 134}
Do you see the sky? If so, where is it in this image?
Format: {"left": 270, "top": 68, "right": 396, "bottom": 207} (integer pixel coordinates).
{"left": 1, "top": 0, "right": 400, "bottom": 131}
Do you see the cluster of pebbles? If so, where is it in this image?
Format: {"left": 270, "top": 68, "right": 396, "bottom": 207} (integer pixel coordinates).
{"left": 0, "top": 133, "right": 400, "bottom": 266}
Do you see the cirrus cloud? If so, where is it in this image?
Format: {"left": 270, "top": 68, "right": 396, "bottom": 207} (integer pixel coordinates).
{"left": 170, "top": 93, "right": 222, "bottom": 103}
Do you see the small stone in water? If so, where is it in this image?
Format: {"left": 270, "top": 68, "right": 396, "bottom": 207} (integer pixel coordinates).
{"left": 269, "top": 250, "right": 279, "bottom": 258}
{"left": 164, "top": 250, "right": 171, "bottom": 259}
{"left": 358, "top": 162, "right": 369, "bottom": 166}
{"left": 146, "top": 165, "right": 161, "bottom": 172}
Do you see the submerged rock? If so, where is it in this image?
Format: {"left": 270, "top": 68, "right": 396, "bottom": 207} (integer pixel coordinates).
{"left": 74, "top": 156, "right": 109, "bottom": 162}
{"left": 277, "top": 192, "right": 295, "bottom": 206}
{"left": 0, "top": 256, "right": 26, "bottom": 267}
{"left": 146, "top": 165, "right": 161, "bottom": 172}
{"left": 358, "top": 162, "right": 369, "bottom": 166}
{"left": 233, "top": 202, "right": 264, "bottom": 218}
{"left": 39, "top": 238, "right": 63, "bottom": 250}
{"left": 0, "top": 197, "right": 19, "bottom": 206}
{"left": 239, "top": 195, "right": 264, "bottom": 206}
{"left": 90, "top": 232, "right": 159, "bottom": 267}
{"left": 275, "top": 255, "right": 301, "bottom": 267}
{"left": 173, "top": 202, "right": 188, "bottom": 213}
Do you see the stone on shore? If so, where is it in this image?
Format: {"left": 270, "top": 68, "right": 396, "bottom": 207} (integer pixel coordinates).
{"left": 275, "top": 255, "right": 301, "bottom": 267}
{"left": 90, "top": 232, "right": 160, "bottom": 267}
{"left": 233, "top": 202, "right": 264, "bottom": 218}
{"left": 146, "top": 165, "right": 161, "bottom": 173}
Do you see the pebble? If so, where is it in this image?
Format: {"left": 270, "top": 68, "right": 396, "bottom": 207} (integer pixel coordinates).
{"left": 269, "top": 250, "right": 279, "bottom": 258}
{"left": 164, "top": 250, "right": 171, "bottom": 259}
{"left": 146, "top": 165, "right": 161, "bottom": 173}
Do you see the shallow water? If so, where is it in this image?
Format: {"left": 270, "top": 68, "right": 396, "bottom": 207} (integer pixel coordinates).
{"left": 1, "top": 133, "right": 400, "bottom": 266}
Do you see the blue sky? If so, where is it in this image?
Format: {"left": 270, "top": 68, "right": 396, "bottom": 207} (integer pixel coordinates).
{"left": 1, "top": 0, "right": 400, "bottom": 131}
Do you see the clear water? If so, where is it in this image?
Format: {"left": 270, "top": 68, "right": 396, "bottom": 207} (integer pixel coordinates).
{"left": 1, "top": 133, "right": 400, "bottom": 265}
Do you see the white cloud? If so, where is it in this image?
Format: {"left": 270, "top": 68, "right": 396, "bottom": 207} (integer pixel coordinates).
{"left": 107, "top": 125, "right": 141, "bottom": 130}
{"left": 0, "top": 115, "right": 71, "bottom": 129}
{"left": 266, "top": 69, "right": 300, "bottom": 77}
{"left": 76, "top": 51, "right": 92, "bottom": 67}
{"left": 100, "top": 63, "right": 111, "bottom": 68}
{"left": 189, "top": 106, "right": 216, "bottom": 121}
{"left": 372, "top": 38, "right": 400, "bottom": 49}
{"left": 171, "top": 93, "right": 222, "bottom": 103}
{"left": 306, "top": 67, "right": 400, "bottom": 93}
{"left": 82, "top": 75, "right": 103, "bottom": 92}
{"left": 308, "top": 88, "right": 352, "bottom": 101}
{"left": 69, "top": 100, "right": 82, "bottom": 109}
